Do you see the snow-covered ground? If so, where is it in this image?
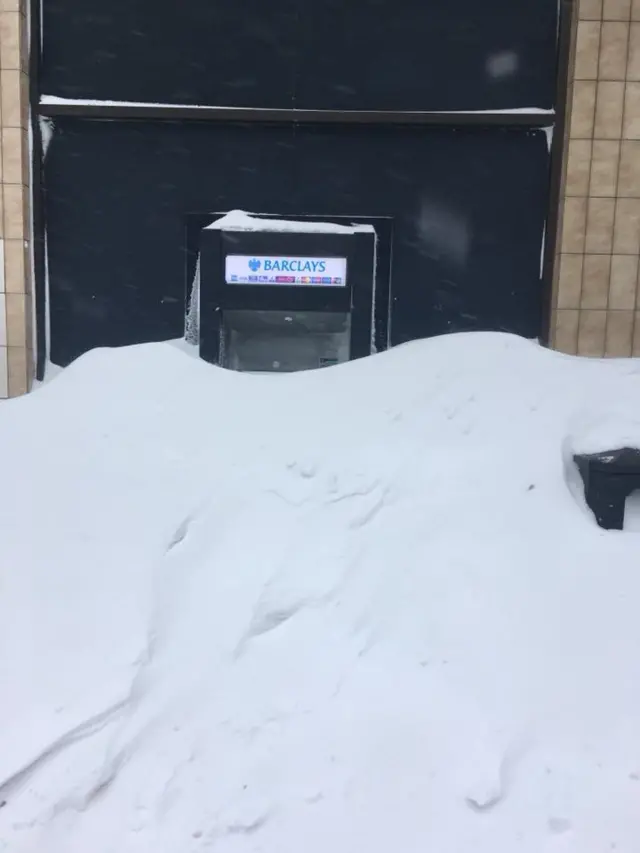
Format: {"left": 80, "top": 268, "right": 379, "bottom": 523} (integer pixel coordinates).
{"left": 1, "top": 332, "right": 640, "bottom": 853}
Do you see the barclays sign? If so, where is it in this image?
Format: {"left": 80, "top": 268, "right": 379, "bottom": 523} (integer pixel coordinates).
{"left": 225, "top": 254, "right": 348, "bottom": 286}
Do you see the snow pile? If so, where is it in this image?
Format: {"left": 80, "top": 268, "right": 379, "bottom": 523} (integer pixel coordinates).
{"left": 206, "top": 209, "right": 375, "bottom": 233}
{"left": 1, "top": 333, "right": 640, "bottom": 853}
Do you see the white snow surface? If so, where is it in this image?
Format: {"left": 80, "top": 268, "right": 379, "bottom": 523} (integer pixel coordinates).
{"left": 206, "top": 210, "right": 375, "bottom": 234}
{"left": 1, "top": 332, "right": 640, "bottom": 853}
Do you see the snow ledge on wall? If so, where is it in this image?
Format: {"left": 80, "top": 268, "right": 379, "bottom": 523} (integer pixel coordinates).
{"left": 39, "top": 95, "right": 555, "bottom": 117}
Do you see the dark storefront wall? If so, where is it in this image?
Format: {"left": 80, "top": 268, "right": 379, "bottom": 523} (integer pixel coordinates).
{"left": 41, "top": 0, "right": 558, "bottom": 110}
{"left": 44, "top": 121, "right": 549, "bottom": 366}
{"left": 36, "top": 0, "right": 560, "bottom": 368}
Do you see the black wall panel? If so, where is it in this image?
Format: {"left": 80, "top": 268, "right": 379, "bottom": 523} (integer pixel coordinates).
{"left": 44, "top": 119, "right": 549, "bottom": 367}
{"left": 42, "top": 0, "right": 298, "bottom": 108}
{"left": 295, "top": 0, "right": 558, "bottom": 111}
{"left": 41, "top": 0, "right": 557, "bottom": 111}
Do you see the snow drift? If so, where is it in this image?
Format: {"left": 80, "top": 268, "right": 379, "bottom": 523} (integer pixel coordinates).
{"left": 1, "top": 332, "right": 640, "bottom": 853}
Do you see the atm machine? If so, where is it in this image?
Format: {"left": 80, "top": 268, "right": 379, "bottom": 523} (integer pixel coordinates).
{"left": 198, "top": 214, "right": 379, "bottom": 372}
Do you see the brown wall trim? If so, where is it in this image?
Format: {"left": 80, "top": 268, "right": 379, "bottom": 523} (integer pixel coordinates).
{"left": 540, "top": 0, "right": 575, "bottom": 345}
{"left": 31, "top": 0, "right": 47, "bottom": 380}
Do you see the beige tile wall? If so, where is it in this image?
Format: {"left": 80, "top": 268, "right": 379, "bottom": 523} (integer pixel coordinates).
{"left": 0, "top": 0, "right": 31, "bottom": 397}
{"left": 553, "top": 0, "right": 640, "bottom": 356}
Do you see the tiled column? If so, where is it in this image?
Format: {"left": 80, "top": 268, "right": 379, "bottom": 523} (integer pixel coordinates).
{"left": 0, "top": 0, "right": 30, "bottom": 398}
{"left": 553, "top": 0, "right": 640, "bottom": 356}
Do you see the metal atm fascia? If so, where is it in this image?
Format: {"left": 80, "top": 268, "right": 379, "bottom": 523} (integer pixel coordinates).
{"left": 198, "top": 226, "right": 376, "bottom": 371}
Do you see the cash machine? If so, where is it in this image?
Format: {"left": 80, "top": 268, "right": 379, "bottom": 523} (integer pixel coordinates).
{"left": 198, "top": 214, "right": 378, "bottom": 372}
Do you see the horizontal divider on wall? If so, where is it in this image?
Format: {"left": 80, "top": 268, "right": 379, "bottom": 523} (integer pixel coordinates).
{"left": 37, "top": 98, "right": 555, "bottom": 127}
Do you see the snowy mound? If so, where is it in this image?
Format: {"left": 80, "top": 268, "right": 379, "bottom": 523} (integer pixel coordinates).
{"left": 1, "top": 333, "right": 640, "bottom": 853}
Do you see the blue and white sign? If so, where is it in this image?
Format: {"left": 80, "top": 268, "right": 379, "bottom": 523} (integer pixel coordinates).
{"left": 225, "top": 255, "right": 348, "bottom": 286}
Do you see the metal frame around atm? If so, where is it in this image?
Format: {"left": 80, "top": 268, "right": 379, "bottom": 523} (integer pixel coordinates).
{"left": 198, "top": 227, "right": 376, "bottom": 367}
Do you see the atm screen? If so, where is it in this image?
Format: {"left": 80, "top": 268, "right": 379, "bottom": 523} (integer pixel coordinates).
{"left": 222, "top": 309, "right": 350, "bottom": 372}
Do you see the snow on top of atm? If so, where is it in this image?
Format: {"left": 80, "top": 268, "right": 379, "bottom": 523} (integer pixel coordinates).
{"left": 205, "top": 210, "right": 375, "bottom": 234}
